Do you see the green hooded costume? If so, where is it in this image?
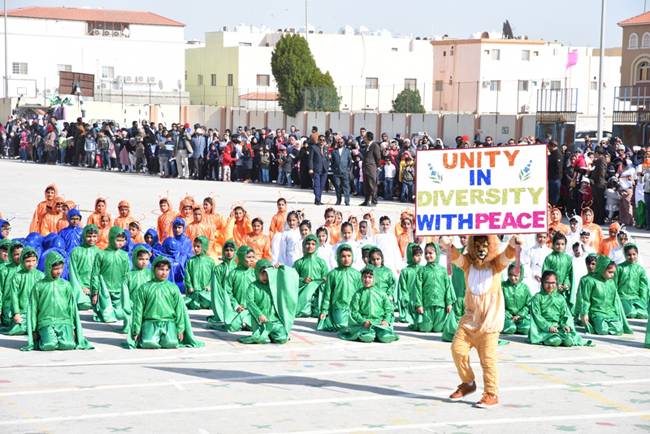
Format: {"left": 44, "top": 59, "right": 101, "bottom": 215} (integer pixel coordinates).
{"left": 121, "top": 245, "right": 153, "bottom": 347}
{"left": 239, "top": 259, "right": 300, "bottom": 344}
{"left": 68, "top": 225, "right": 101, "bottom": 310}
{"left": 501, "top": 264, "right": 532, "bottom": 335}
{"left": 184, "top": 236, "right": 216, "bottom": 310}
{"left": 209, "top": 245, "right": 255, "bottom": 332}
{"left": 129, "top": 256, "right": 203, "bottom": 349}
{"left": 396, "top": 242, "right": 422, "bottom": 324}
{"left": 408, "top": 243, "right": 455, "bottom": 333}
{"left": 91, "top": 226, "right": 130, "bottom": 325}
{"left": 338, "top": 269, "right": 399, "bottom": 343}
{"left": 528, "top": 280, "right": 591, "bottom": 347}
{"left": 3, "top": 247, "right": 44, "bottom": 335}
{"left": 292, "top": 234, "right": 328, "bottom": 318}
{"left": 366, "top": 247, "right": 397, "bottom": 309}
{"left": 0, "top": 242, "right": 24, "bottom": 326}
{"left": 0, "top": 239, "right": 11, "bottom": 269}
{"left": 573, "top": 254, "right": 597, "bottom": 321}
{"left": 614, "top": 244, "right": 649, "bottom": 319}
{"left": 317, "top": 244, "right": 362, "bottom": 332}
{"left": 542, "top": 250, "right": 573, "bottom": 308}
{"left": 21, "top": 251, "right": 93, "bottom": 351}
{"left": 442, "top": 247, "right": 467, "bottom": 342}
{"left": 579, "top": 255, "right": 632, "bottom": 336}
{"left": 207, "top": 240, "right": 238, "bottom": 324}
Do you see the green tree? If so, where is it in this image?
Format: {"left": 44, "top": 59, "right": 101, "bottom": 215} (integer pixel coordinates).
{"left": 271, "top": 34, "right": 339, "bottom": 116}
{"left": 392, "top": 88, "right": 425, "bottom": 113}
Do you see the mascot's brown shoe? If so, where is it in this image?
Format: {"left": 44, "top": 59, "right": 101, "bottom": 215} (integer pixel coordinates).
{"left": 449, "top": 382, "right": 477, "bottom": 400}
{"left": 475, "top": 392, "right": 499, "bottom": 408}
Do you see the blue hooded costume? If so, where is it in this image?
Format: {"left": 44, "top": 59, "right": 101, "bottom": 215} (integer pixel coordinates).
{"left": 24, "top": 232, "right": 44, "bottom": 257}
{"left": 171, "top": 217, "right": 192, "bottom": 266}
{"left": 0, "top": 219, "right": 9, "bottom": 239}
{"left": 58, "top": 209, "right": 83, "bottom": 253}
{"left": 161, "top": 237, "right": 186, "bottom": 293}
{"left": 144, "top": 228, "right": 162, "bottom": 255}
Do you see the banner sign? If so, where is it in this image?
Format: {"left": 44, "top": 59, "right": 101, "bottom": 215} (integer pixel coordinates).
{"left": 415, "top": 144, "right": 548, "bottom": 236}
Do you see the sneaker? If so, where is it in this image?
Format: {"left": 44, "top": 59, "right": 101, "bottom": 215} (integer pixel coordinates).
{"left": 449, "top": 382, "right": 476, "bottom": 401}
{"left": 475, "top": 393, "right": 499, "bottom": 408}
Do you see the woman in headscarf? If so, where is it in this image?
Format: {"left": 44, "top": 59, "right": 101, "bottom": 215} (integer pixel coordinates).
{"left": 581, "top": 207, "right": 603, "bottom": 251}
{"left": 87, "top": 198, "right": 111, "bottom": 227}
{"left": 29, "top": 184, "right": 57, "bottom": 233}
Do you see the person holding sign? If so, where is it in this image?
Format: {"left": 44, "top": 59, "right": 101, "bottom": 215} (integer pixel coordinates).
{"left": 441, "top": 234, "right": 522, "bottom": 409}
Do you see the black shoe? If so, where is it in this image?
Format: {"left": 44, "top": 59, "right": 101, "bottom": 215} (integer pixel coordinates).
{"left": 335, "top": 201, "right": 341, "bottom": 206}
{"left": 360, "top": 201, "right": 369, "bottom": 206}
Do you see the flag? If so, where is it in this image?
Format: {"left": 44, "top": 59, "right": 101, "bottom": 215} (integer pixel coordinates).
{"left": 566, "top": 49, "right": 579, "bottom": 70}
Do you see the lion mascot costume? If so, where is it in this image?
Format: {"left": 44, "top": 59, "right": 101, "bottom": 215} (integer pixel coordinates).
{"left": 442, "top": 234, "right": 522, "bottom": 408}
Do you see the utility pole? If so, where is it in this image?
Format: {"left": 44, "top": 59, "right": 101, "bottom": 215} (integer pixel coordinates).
{"left": 4, "top": 0, "right": 8, "bottom": 99}
{"left": 596, "top": 0, "right": 606, "bottom": 141}
{"left": 304, "top": 0, "right": 308, "bottom": 40}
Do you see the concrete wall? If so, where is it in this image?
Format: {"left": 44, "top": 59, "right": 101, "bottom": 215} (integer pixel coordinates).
{"left": 306, "top": 112, "right": 328, "bottom": 134}
{"left": 520, "top": 115, "right": 537, "bottom": 138}
{"left": 353, "top": 113, "right": 379, "bottom": 136}
{"left": 479, "top": 114, "right": 518, "bottom": 143}
{"left": 249, "top": 110, "right": 266, "bottom": 129}
{"left": 266, "top": 111, "right": 285, "bottom": 131}
{"left": 379, "top": 113, "right": 407, "bottom": 138}
{"left": 410, "top": 113, "right": 439, "bottom": 137}
{"left": 286, "top": 113, "right": 305, "bottom": 133}
{"left": 442, "top": 114, "right": 476, "bottom": 146}
{"left": 329, "top": 112, "right": 352, "bottom": 136}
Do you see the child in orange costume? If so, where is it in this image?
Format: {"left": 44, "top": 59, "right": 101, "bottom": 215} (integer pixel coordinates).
{"left": 29, "top": 184, "right": 58, "bottom": 233}
{"left": 269, "top": 198, "right": 287, "bottom": 240}
{"left": 225, "top": 206, "right": 253, "bottom": 249}
{"left": 157, "top": 198, "right": 175, "bottom": 243}
{"left": 96, "top": 214, "right": 112, "bottom": 250}
{"left": 114, "top": 200, "right": 135, "bottom": 229}
{"left": 323, "top": 207, "right": 340, "bottom": 245}
{"left": 39, "top": 197, "right": 65, "bottom": 236}
{"left": 396, "top": 216, "right": 415, "bottom": 260}
{"left": 187, "top": 207, "right": 214, "bottom": 242}
{"left": 245, "top": 218, "right": 272, "bottom": 266}
{"left": 56, "top": 200, "right": 77, "bottom": 232}
{"left": 581, "top": 207, "right": 603, "bottom": 251}
{"left": 128, "top": 221, "right": 145, "bottom": 244}
{"left": 87, "top": 198, "right": 110, "bottom": 226}
{"left": 201, "top": 197, "right": 227, "bottom": 257}
{"left": 548, "top": 207, "right": 569, "bottom": 235}
{"left": 443, "top": 234, "right": 522, "bottom": 408}
{"left": 598, "top": 222, "right": 620, "bottom": 257}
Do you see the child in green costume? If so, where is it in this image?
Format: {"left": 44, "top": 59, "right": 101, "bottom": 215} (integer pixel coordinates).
{"left": 22, "top": 251, "right": 93, "bottom": 351}
{"left": 0, "top": 241, "right": 23, "bottom": 326}
{"left": 579, "top": 256, "right": 632, "bottom": 336}
{"left": 409, "top": 243, "right": 455, "bottom": 333}
{"left": 5, "top": 247, "right": 44, "bottom": 335}
{"left": 542, "top": 233, "right": 573, "bottom": 309}
{"left": 214, "top": 245, "right": 256, "bottom": 331}
{"left": 68, "top": 225, "right": 101, "bottom": 310}
{"left": 122, "top": 246, "right": 152, "bottom": 345}
{"left": 292, "top": 234, "right": 328, "bottom": 318}
{"left": 338, "top": 268, "right": 399, "bottom": 343}
{"left": 396, "top": 243, "right": 423, "bottom": 323}
{"left": 367, "top": 247, "right": 397, "bottom": 309}
{"left": 318, "top": 244, "right": 362, "bottom": 331}
{"left": 130, "top": 256, "right": 203, "bottom": 349}
{"left": 501, "top": 264, "right": 532, "bottom": 335}
{"left": 91, "top": 226, "right": 130, "bottom": 325}
{"left": 574, "top": 254, "right": 597, "bottom": 322}
{"left": 529, "top": 270, "right": 591, "bottom": 347}
{"left": 239, "top": 259, "right": 299, "bottom": 344}
{"left": 184, "top": 236, "right": 215, "bottom": 310}
{"left": 207, "top": 240, "right": 237, "bottom": 325}
{"left": 615, "top": 244, "right": 648, "bottom": 319}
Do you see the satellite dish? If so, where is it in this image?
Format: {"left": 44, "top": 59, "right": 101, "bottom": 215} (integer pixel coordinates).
{"left": 502, "top": 20, "right": 514, "bottom": 39}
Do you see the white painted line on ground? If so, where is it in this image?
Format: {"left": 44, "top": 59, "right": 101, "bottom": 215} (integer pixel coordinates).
{"left": 0, "top": 377, "right": 648, "bottom": 425}
{"left": 280, "top": 411, "right": 650, "bottom": 434}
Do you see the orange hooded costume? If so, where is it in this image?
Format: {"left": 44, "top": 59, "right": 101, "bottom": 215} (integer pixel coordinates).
{"left": 581, "top": 207, "right": 603, "bottom": 251}
{"left": 87, "top": 198, "right": 111, "bottom": 227}
{"left": 598, "top": 222, "right": 620, "bottom": 256}
{"left": 548, "top": 207, "right": 569, "bottom": 235}
{"left": 225, "top": 208, "right": 253, "bottom": 248}
{"left": 114, "top": 200, "right": 135, "bottom": 229}
{"left": 157, "top": 198, "right": 175, "bottom": 242}
{"left": 177, "top": 196, "right": 195, "bottom": 236}
{"left": 39, "top": 196, "right": 65, "bottom": 236}
{"left": 56, "top": 200, "right": 78, "bottom": 231}
{"left": 29, "top": 184, "right": 58, "bottom": 233}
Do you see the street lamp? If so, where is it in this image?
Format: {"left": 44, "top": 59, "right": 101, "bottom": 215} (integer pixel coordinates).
{"left": 596, "top": 0, "right": 606, "bottom": 141}
{"left": 4, "top": 0, "right": 8, "bottom": 99}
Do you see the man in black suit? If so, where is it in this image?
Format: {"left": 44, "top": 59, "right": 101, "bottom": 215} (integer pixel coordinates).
{"left": 361, "top": 131, "right": 381, "bottom": 206}
{"left": 330, "top": 135, "right": 352, "bottom": 206}
{"left": 309, "top": 135, "right": 330, "bottom": 205}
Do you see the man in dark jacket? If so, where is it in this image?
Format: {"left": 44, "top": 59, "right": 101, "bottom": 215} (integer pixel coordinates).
{"left": 547, "top": 141, "right": 563, "bottom": 206}
{"left": 361, "top": 131, "right": 381, "bottom": 206}
{"left": 590, "top": 147, "right": 608, "bottom": 224}
{"left": 330, "top": 135, "right": 352, "bottom": 206}
{"left": 309, "top": 135, "right": 329, "bottom": 205}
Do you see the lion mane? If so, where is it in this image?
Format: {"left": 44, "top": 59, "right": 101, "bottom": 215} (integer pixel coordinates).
{"left": 465, "top": 235, "right": 501, "bottom": 268}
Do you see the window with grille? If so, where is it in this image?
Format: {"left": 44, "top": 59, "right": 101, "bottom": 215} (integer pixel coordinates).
{"left": 365, "top": 77, "right": 379, "bottom": 89}
{"left": 197, "top": 74, "right": 203, "bottom": 86}
{"left": 404, "top": 78, "right": 417, "bottom": 90}
{"left": 12, "top": 62, "right": 27, "bottom": 75}
{"left": 256, "top": 74, "right": 270, "bottom": 87}
{"left": 227, "top": 74, "right": 233, "bottom": 87}
{"left": 211, "top": 74, "right": 217, "bottom": 86}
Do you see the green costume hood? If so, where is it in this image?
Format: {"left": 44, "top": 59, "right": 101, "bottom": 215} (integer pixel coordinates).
{"left": 222, "top": 239, "right": 237, "bottom": 263}
{"left": 236, "top": 245, "right": 253, "bottom": 270}
{"left": 424, "top": 242, "right": 441, "bottom": 266}
{"left": 0, "top": 239, "right": 11, "bottom": 264}
{"left": 151, "top": 255, "right": 171, "bottom": 281}
{"left": 255, "top": 259, "right": 273, "bottom": 276}
{"left": 19, "top": 247, "right": 39, "bottom": 271}
{"left": 81, "top": 224, "right": 99, "bottom": 247}
{"left": 405, "top": 242, "right": 419, "bottom": 266}
{"left": 594, "top": 255, "right": 615, "bottom": 282}
{"left": 194, "top": 236, "right": 209, "bottom": 256}
{"left": 131, "top": 245, "right": 151, "bottom": 269}
{"left": 9, "top": 241, "right": 24, "bottom": 264}
{"left": 43, "top": 250, "right": 65, "bottom": 281}
{"left": 335, "top": 244, "right": 353, "bottom": 268}
{"left": 106, "top": 226, "right": 125, "bottom": 251}
{"left": 302, "top": 234, "right": 318, "bottom": 256}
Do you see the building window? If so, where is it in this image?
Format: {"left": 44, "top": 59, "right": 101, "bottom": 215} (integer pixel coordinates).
{"left": 197, "top": 74, "right": 203, "bottom": 86}
{"left": 227, "top": 74, "right": 233, "bottom": 87}
{"left": 12, "top": 62, "right": 27, "bottom": 75}
{"left": 491, "top": 49, "right": 501, "bottom": 60}
{"left": 643, "top": 33, "right": 650, "bottom": 49}
{"left": 211, "top": 74, "right": 217, "bottom": 86}
{"left": 391, "top": 47, "right": 398, "bottom": 52}
{"left": 239, "top": 42, "right": 252, "bottom": 47}
{"left": 101, "top": 66, "right": 114, "bottom": 80}
{"left": 550, "top": 80, "right": 562, "bottom": 90}
{"left": 57, "top": 64, "right": 72, "bottom": 72}
{"left": 256, "top": 74, "right": 270, "bottom": 87}
{"left": 521, "top": 50, "right": 530, "bottom": 61}
{"left": 489, "top": 80, "right": 501, "bottom": 91}
{"left": 87, "top": 21, "right": 129, "bottom": 37}
{"left": 638, "top": 61, "right": 650, "bottom": 82}
{"left": 443, "top": 50, "right": 447, "bottom": 57}
{"left": 629, "top": 33, "right": 639, "bottom": 49}
{"left": 365, "top": 77, "right": 379, "bottom": 89}
{"left": 590, "top": 81, "right": 598, "bottom": 90}
{"left": 434, "top": 80, "right": 443, "bottom": 91}
{"left": 518, "top": 80, "right": 529, "bottom": 91}
{"left": 404, "top": 78, "right": 417, "bottom": 90}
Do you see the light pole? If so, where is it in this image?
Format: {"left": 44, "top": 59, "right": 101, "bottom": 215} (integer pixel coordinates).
{"left": 4, "top": 0, "right": 8, "bottom": 99}
{"left": 596, "top": 0, "right": 606, "bottom": 141}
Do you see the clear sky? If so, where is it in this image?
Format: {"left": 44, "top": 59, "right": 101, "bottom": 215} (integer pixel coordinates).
{"left": 5, "top": 0, "right": 646, "bottom": 47}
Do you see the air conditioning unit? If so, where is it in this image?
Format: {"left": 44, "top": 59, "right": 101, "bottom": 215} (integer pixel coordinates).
{"left": 124, "top": 76, "right": 133, "bottom": 83}
{"left": 113, "top": 31, "right": 120, "bottom": 37}
{"left": 520, "top": 104, "right": 530, "bottom": 113}
{"left": 92, "top": 29, "right": 101, "bottom": 36}
{"left": 482, "top": 81, "right": 491, "bottom": 88}
{"left": 136, "top": 76, "right": 144, "bottom": 83}
{"left": 147, "top": 76, "right": 156, "bottom": 84}
{"left": 103, "top": 30, "right": 110, "bottom": 36}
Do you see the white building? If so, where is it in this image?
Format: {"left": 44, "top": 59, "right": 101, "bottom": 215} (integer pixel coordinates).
{"left": 0, "top": 6, "right": 187, "bottom": 108}
{"left": 431, "top": 36, "right": 621, "bottom": 130}
{"left": 186, "top": 25, "right": 434, "bottom": 112}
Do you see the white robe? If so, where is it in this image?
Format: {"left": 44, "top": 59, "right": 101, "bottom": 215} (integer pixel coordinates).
{"left": 522, "top": 244, "right": 551, "bottom": 294}
{"left": 374, "top": 232, "right": 403, "bottom": 273}
{"left": 275, "top": 228, "right": 303, "bottom": 267}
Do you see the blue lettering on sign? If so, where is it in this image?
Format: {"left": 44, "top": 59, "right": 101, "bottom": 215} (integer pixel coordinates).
{"left": 469, "top": 169, "right": 491, "bottom": 186}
